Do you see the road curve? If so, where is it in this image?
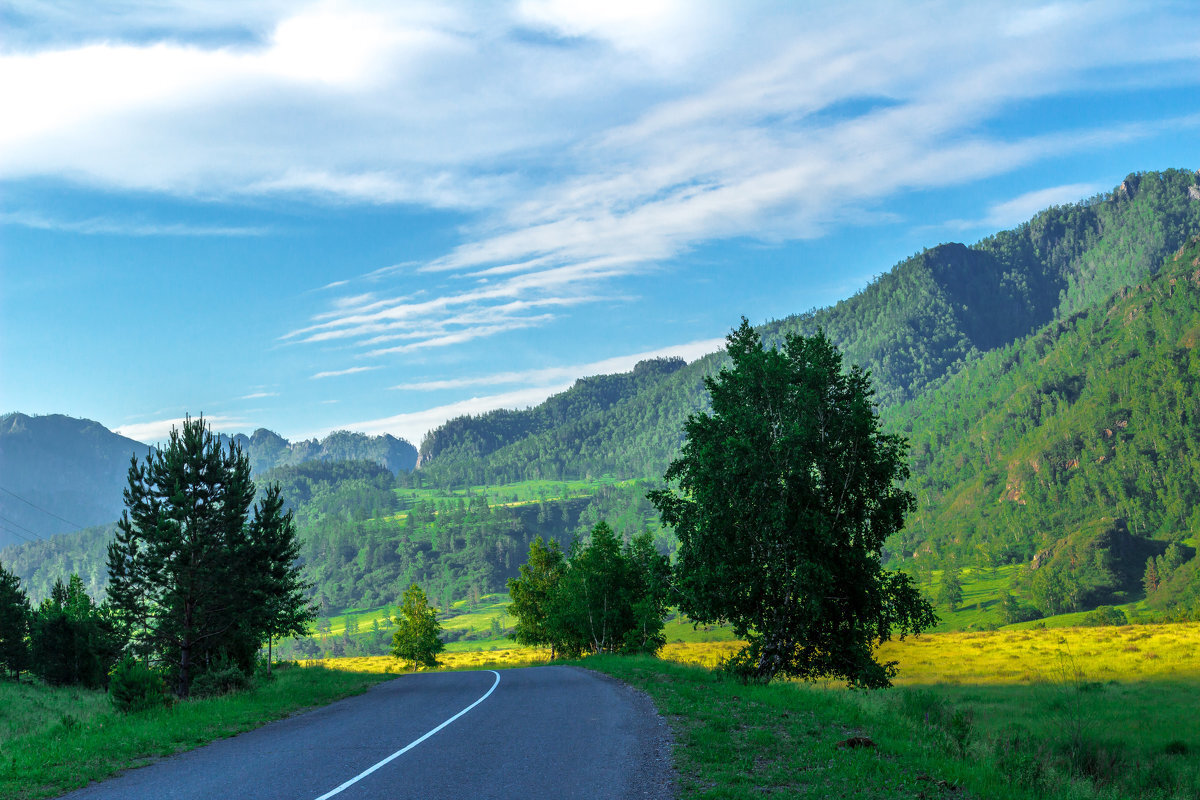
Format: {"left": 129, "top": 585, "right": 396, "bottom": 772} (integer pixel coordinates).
{"left": 56, "top": 666, "right": 674, "bottom": 800}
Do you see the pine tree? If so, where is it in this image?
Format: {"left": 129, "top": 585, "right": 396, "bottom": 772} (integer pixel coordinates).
{"left": 30, "top": 574, "right": 120, "bottom": 688}
{"left": 0, "top": 562, "right": 32, "bottom": 681}
{"left": 1143, "top": 556, "right": 1161, "bottom": 595}
{"left": 106, "top": 416, "right": 313, "bottom": 696}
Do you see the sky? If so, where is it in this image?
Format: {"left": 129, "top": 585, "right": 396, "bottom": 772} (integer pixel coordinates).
{"left": 1, "top": 1, "right": 1197, "bottom": 448}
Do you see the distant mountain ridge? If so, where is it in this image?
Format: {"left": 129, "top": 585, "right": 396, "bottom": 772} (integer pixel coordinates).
{"left": 0, "top": 413, "right": 152, "bottom": 546}
{"left": 0, "top": 414, "right": 416, "bottom": 549}
{"left": 222, "top": 428, "right": 418, "bottom": 476}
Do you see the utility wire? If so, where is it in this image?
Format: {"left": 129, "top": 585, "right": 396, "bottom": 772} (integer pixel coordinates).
{"left": 0, "top": 484, "right": 85, "bottom": 529}
{"left": 0, "top": 513, "right": 46, "bottom": 541}
{"left": 0, "top": 519, "right": 42, "bottom": 545}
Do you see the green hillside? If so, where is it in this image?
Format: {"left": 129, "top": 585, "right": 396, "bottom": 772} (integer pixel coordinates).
{"left": 419, "top": 169, "right": 1200, "bottom": 486}
{"left": 888, "top": 236, "right": 1200, "bottom": 615}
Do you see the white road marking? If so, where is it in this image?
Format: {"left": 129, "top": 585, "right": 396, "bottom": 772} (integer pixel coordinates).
{"left": 313, "top": 669, "right": 502, "bottom": 800}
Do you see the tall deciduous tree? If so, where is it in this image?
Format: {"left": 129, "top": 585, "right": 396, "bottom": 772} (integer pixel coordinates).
{"left": 106, "top": 416, "right": 313, "bottom": 696}
{"left": 507, "top": 536, "right": 567, "bottom": 657}
{"left": 649, "top": 320, "right": 936, "bottom": 687}
{"left": 391, "top": 583, "right": 444, "bottom": 670}
{"left": 0, "top": 562, "right": 31, "bottom": 681}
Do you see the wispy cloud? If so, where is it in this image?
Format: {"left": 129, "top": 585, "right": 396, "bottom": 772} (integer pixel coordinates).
{"left": 311, "top": 366, "right": 381, "bottom": 380}
{"left": 941, "top": 182, "right": 1106, "bottom": 231}
{"left": 239, "top": 391, "right": 279, "bottom": 400}
{"left": 0, "top": 210, "right": 268, "bottom": 237}
{"left": 399, "top": 337, "right": 725, "bottom": 391}
{"left": 313, "top": 384, "right": 576, "bottom": 446}
{"left": 7, "top": 1, "right": 1199, "bottom": 374}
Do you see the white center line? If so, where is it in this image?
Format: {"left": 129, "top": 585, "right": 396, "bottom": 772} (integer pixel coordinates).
{"left": 313, "top": 669, "right": 502, "bottom": 800}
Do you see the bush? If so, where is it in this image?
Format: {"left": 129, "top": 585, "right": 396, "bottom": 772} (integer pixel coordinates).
{"left": 108, "top": 655, "right": 171, "bottom": 713}
{"left": 1081, "top": 605, "right": 1128, "bottom": 626}
{"left": 190, "top": 657, "right": 253, "bottom": 698}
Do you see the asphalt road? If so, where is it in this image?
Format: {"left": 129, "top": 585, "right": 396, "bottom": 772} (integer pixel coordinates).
{"left": 56, "top": 666, "right": 674, "bottom": 800}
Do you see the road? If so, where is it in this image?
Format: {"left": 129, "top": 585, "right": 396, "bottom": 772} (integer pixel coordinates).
{"left": 57, "top": 666, "right": 674, "bottom": 800}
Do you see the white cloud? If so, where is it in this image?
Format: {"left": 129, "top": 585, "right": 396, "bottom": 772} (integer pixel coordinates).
{"left": 240, "top": 391, "right": 279, "bottom": 400}
{"left": 6, "top": 1, "right": 1199, "bottom": 366}
{"left": 114, "top": 414, "right": 247, "bottom": 444}
{"left": 0, "top": 210, "right": 267, "bottom": 237}
{"left": 399, "top": 337, "right": 725, "bottom": 391}
{"left": 316, "top": 384, "right": 575, "bottom": 446}
{"left": 311, "top": 365, "right": 381, "bottom": 380}
{"left": 944, "top": 182, "right": 1105, "bottom": 230}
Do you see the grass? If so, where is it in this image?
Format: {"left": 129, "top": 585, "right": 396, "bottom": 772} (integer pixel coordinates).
{"left": 582, "top": 654, "right": 1014, "bottom": 799}
{"left": 0, "top": 665, "right": 391, "bottom": 800}
{"left": 635, "top": 621, "right": 1200, "bottom": 799}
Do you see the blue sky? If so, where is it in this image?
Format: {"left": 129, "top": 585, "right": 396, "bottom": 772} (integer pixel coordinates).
{"left": 1, "top": 1, "right": 1197, "bottom": 447}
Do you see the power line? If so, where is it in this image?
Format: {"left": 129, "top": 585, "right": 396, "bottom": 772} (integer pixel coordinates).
{"left": 0, "top": 513, "right": 47, "bottom": 541}
{"left": 0, "top": 519, "right": 42, "bottom": 546}
{"left": 0, "top": 484, "right": 85, "bottom": 530}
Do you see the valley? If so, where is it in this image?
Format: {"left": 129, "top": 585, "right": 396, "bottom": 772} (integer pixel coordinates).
{"left": 4, "top": 171, "right": 1200, "bottom": 798}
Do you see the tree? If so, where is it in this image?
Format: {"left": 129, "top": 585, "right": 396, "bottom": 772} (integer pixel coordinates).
{"left": 30, "top": 574, "right": 120, "bottom": 688}
{"left": 106, "top": 415, "right": 313, "bottom": 696}
{"left": 506, "top": 536, "right": 567, "bottom": 657}
{"left": 0, "top": 562, "right": 31, "bottom": 681}
{"left": 648, "top": 320, "right": 936, "bottom": 687}
{"left": 1143, "top": 556, "right": 1161, "bottom": 595}
{"left": 247, "top": 485, "right": 315, "bottom": 673}
{"left": 508, "top": 523, "right": 671, "bottom": 658}
{"left": 938, "top": 568, "right": 964, "bottom": 611}
{"left": 391, "top": 583, "right": 444, "bottom": 670}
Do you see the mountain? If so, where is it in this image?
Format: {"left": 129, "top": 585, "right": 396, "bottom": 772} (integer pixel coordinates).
{"left": 226, "top": 428, "right": 418, "bottom": 475}
{"left": 0, "top": 413, "right": 152, "bottom": 548}
{"left": 886, "top": 235, "right": 1200, "bottom": 607}
{"left": 419, "top": 169, "right": 1200, "bottom": 486}
{"left": 0, "top": 414, "right": 417, "bottom": 551}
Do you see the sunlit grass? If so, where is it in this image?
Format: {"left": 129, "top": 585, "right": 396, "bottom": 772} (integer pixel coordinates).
{"left": 314, "top": 645, "right": 550, "bottom": 674}
{"left": 0, "top": 665, "right": 389, "bottom": 800}
{"left": 658, "top": 621, "right": 1200, "bottom": 684}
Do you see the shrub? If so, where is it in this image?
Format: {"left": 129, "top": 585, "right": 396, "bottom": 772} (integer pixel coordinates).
{"left": 108, "top": 655, "right": 171, "bottom": 713}
{"left": 1081, "top": 605, "right": 1128, "bottom": 626}
{"left": 190, "top": 657, "right": 253, "bottom": 698}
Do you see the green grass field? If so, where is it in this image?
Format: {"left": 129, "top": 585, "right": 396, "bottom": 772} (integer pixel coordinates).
{"left": 638, "top": 622, "right": 1200, "bottom": 799}
{"left": 0, "top": 666, "right": 390, "bottom": 800}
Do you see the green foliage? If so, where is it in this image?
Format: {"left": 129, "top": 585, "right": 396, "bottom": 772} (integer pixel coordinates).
{"left": 506, "top": 536, "right": 567, "bottom": 655}
{"left": 105, "top": 415, "right": 313, "bottom": 695}
{"left": 0, "top": 561, "right": 32, "bottom": 679}
{"left": 889, "top": 235, "right": 1200, "bottom": 606}
{"left": 189, "top": 654, "right": 254, "bottom": 698}
{"left": 651, "top": 321, "right": 936, "bottom": 687}
{"left": 1000, "top": 592, "right": 1043, "bottom": 625}
{"left": 29, "top": 574, "right": 120, "bottom": 688}
{"left": 1080, "top": 606, "right": 1128, "bottom": 627}
{"left": 107, "top": 655, "right": 170, "bottom": 713}
{"left": 391, "top": 583, "right": 444, "bottom": 670}
{"left": 938, "top": 568, "right": 964, "bottom": 610}
{"left": 507, "top": 522, "right": 670, "bottom": 657}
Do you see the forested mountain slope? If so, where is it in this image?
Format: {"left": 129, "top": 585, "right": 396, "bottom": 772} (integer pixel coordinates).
{"left": 886, "top": 236, "right": 1200, "bottom": 612}
{"left": 420, "top": 169, "right": 1200, "bottom": 486}
{"left": 227, "top": 428, "right": 418, "bottom": 475}
{"left": 0, "top": 413, "right": 151, "bottom": 547}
